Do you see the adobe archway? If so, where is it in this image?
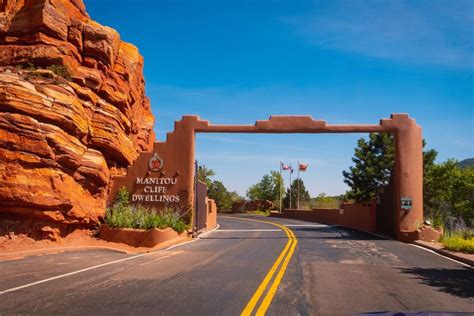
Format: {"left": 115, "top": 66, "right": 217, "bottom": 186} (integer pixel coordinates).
{"left": 109, "top": 113, "right": 423, "bottom": 241}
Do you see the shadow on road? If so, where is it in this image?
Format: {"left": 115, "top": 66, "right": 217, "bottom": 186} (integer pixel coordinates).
{"left": 399, "top": 267, "right": 474, "bottom": 298}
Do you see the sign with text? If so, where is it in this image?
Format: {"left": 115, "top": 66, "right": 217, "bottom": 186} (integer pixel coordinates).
{"left": 132, "top": 176, "right": 180, "bottom": 203}
{"left": 108, "top": 148, "right": 189, "bottom": 212}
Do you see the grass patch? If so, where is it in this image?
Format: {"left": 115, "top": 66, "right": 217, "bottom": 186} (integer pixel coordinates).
{"left": 246, "top": 209, "right": 270, "bottom": 216}
{"left": 441, "top": 229, "right": 474, "bottom": 254}
{"left": 441, "top": 236, "right": 474, "bottom": 254}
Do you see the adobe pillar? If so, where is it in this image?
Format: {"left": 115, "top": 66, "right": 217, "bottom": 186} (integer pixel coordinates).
{"left": 389, "top": 114, "right": 424, "bottom": 239}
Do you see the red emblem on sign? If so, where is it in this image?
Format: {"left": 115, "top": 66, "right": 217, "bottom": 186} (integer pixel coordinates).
{"left": 148, "top": 153, "right": 164, "bottom": 172}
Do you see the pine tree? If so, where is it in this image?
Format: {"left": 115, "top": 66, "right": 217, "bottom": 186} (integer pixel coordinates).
{"left": 343, "top": 134, "right": 438, "bottom": 207}
{"left": 283, "top": 179, "right": 310, "bottom": 209}
{"left": 342, "top": 133, "right": 395, "bottom": 202}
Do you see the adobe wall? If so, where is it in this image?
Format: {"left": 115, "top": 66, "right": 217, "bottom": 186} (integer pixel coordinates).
{"left": 340, "top": 202, "right": 377, "bottom": 232}
{"left": 271, "top": 201, "right": 376, "bottom": 232}
{"left": 206, "top": 198, "right": 217, "bottom": 230}
{"left": 108, "top": 117, "right": 200, "bottom": 215}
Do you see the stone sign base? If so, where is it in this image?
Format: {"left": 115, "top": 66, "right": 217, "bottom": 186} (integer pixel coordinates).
{"left": 100, "top": 225, "right": 189, "bottom": 248}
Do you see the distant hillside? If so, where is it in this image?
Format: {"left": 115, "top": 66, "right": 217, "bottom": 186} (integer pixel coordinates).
{"left": 458, "top": 158, "right": 474, "bottom": 168}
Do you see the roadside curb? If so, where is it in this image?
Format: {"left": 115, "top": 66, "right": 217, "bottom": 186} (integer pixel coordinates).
{"left": 412, "top": 240, "right": 473, "bottom": 267}
{"left": 0, "top": 238, "right": 194, "bottom": 261}
{"left": 0, "top": 246, "right": 132, "bottom": 261}
{"left": 0, "top": 226, "right": 215, "bottom": 261}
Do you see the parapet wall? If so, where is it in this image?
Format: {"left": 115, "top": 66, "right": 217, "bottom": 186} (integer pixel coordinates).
{"left": 271, "top": 201, "right": 376, "bottom": 232}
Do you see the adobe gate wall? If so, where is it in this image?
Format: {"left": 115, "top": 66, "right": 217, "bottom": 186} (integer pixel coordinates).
{"left": 271, "top": 201, "right": 376, "bottom": 232}
{"left": 108, "top": 114, "right": 423, "bottom": 241}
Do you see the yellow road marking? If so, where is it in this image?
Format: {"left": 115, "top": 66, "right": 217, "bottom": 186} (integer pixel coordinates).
{"left": 256, "top": 228, "right": 297, "bottom": 315}
{"left": 220, "top": 217, "right": 297, "bottom": 316}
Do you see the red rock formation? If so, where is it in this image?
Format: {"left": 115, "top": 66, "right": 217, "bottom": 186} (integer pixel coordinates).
{"left": 0, "top": 0, "right": 155, "bottom": 230}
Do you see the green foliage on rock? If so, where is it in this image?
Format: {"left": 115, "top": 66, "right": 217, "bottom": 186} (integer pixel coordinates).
{"left": 18, "top": 62, "right": 72, "bottom": 81}
{"left": 46, "top": 64, "right": 72, "bottom": 81}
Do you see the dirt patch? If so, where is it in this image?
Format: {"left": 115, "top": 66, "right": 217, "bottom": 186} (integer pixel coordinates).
{"left": 326, "top": 239, "right": 404, "bottom": 265}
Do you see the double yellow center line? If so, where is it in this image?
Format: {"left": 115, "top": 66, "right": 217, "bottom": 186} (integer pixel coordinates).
{"left": 235, "top": 217, "right": 298, "bottom": 316}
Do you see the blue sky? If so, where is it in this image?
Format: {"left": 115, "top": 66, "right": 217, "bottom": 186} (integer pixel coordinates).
{"left": 85, "top": 0, "right": 473, "bottom": 197}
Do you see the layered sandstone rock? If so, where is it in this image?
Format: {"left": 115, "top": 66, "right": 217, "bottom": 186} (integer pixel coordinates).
{"left": 0, "top": 0, "right": 155, "bottom": 230}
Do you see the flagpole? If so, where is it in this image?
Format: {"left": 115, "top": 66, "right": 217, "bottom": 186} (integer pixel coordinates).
{"left": 297, "top": 161, "right": 300, "bottom": 210}
{"left": 289, "top": 164, "right": 292, "bottom": 209}
{"left": 279, "top": 162, "right": 282, "bottom": 213}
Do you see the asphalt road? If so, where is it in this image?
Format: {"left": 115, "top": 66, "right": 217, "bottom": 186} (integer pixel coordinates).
{"left": 0, "top": 214, "right": 473, "bottom": 315}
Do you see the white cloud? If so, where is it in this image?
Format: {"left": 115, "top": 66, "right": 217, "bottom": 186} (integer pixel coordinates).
{"left": 282, "top": 0, "right": 473, "bottom": 68}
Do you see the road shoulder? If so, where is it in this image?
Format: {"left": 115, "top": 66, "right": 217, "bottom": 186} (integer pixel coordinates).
{"left": 413, "top": 240, "right": 473, "bottom": 267}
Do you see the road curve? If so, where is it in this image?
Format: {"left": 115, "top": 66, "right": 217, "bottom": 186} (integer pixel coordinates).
{"left": 0, "top": 214, "right": 472, "bottom": 315}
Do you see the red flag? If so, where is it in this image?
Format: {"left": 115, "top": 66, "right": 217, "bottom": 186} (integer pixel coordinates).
{"left": 299, "top": 163, "right": 308, "bottom": 171}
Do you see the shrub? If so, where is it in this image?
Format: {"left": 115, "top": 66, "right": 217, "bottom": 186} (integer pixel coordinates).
{"left": 106, "top": 187, "right": 189, "bottom": 233}
{"left": 105, "top": 203, "right": 133, "bottom": 228}
{"left": 115, "top": 186, "right": 131, "bottom": 206}
{"left": 25, "top": 62, "right": 36, "bottom": 71}
{"left": 441, "top": 236, "right": 474, "bottom": 254}
{"left": 46, "top": 64, "right": 72, "bottom": 81}
{"left": 105, "top": 203, "right": 188, "bottom": 233}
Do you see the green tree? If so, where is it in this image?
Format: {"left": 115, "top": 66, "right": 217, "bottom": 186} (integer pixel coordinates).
{"left": 247, "top": 174, "right": 274, "bottom": 200}
{"left": 422, "top": 141, "right": 438, "bottom": 220}
{"left": 208, "top": 180, "right": 233, "bottom": 210}
{"left": 343, "top": 133, "right": 473, "bottom": 226}
{"left": 312, "top": 193, "right": 342, "bottom": 209}
{"left": 283, "top": 178, "right": 310, "bottom": 209}
{"left": 246, "top": 171, "right": 285, "bottom": 208}
{"left": 424, "top": 160, "right": 474, "bottom": 226}
{"left": 270, "top": 171, "right": 285, "bottom": 208}
{"left": 198, "top": 165, "right": 215, "bottom": 188}
{"left": 342, "top": 133, "right": 395, "bottom": 202}
{"left": 229, "top": 191, "right": 245, "bottom": 203}
{"left": 344, "top": 134, "right": 439, "bottom": 204}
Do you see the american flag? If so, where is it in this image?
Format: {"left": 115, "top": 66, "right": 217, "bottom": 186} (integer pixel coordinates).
{"left": 281, "top": 162, "right": 290, "bottom": 170}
